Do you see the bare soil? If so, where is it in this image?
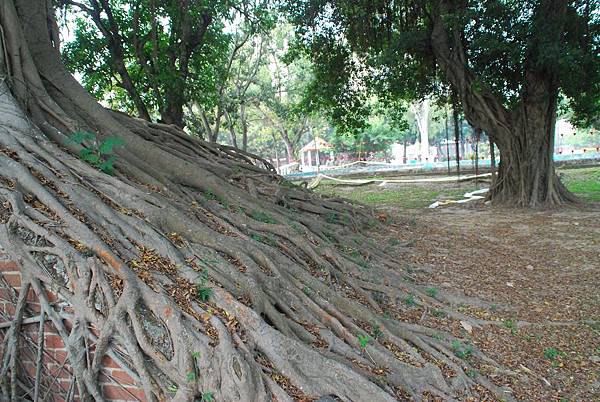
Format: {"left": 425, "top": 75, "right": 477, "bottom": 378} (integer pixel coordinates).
{"left": 383, "top": 201, "right": 600, "bottom": 401}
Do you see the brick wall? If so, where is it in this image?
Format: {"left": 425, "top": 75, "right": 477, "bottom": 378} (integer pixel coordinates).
{"left": 0, "top": 252, "right": 146, "bottom": 401}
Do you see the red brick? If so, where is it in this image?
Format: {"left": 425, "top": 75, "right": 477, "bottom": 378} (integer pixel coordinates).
{"left": 102, "top": 384, "right": 146, "bottom": 401}
{"left": 53, "top": 349, "right": 68, "bottom": 363}
{"left": 26, "top": 288, "right": 38, "bottom": 302}
{"left": 45, "top": 334, "right": 65, "bottom": 349}
{"left": 57, "top": 378, "right": 74, "bottom": 392}
{"left": 21, "top": 361, "right": 36, "bottom": 377}
{"left": 27, "top": 301, "right": 41, "bottom": 313}
{"left": 109, "top": 369, "right": 135, "bottom": 385}
{"left": 3, "top": 303, "right": 15, "bottom": 316}
{"left": 1, "top": 273, "right": 21, "bottom": 288}
{"left": 0, "top": 261, "right": 18, "bottom": 272}
{"left": 45, "top": 289, "right": 59, "bottom": 303}
{"left": 101, "top": 355, "right": 122, "bottom": 369}
{"left": 0, "top": 288, "right": 15, "bottom": 301}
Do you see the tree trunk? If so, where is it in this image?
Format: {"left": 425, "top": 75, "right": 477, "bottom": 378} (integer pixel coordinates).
{"left": 0, "top": 1, "right": 517, "bottom": 401}
{"left": 412, "top": 100, "right": 430, "bottom": 162}
{"left": 281, "top": 130, "right": 295, "bottom": 164}
{"left": 489, "top": 95, "right": 576, "bottom": 206}
{"left": 452, "top": 98, "right": 461, "bottom": 175}
{"left": 489, "top": 137, "right": 496, "bottom": 171}
{"left": 430, "top": 0, "right": 575, "bottom": 206}
{"left": 162, "top": 86, "right": 186, "bottom": 127}
{"left": 240, "top": 103, "right": 248, "bottom": 152}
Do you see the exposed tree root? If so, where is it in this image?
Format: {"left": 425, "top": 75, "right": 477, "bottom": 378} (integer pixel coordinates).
{"left": 0, "top": 1, "right": 519, "bottom": 401}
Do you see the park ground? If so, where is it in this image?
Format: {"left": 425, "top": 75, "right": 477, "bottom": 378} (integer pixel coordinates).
{"left": 315, "top": 166, "right": 600, "bottom": 401}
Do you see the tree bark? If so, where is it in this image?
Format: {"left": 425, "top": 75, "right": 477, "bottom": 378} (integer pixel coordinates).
{"left": 489, "top": 87, "right": 576, "bottom": 206}
{"left": 430, "top": 0, "right": 576, "bottom": 206}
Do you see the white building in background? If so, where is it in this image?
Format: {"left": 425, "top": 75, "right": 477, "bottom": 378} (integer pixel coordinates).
{"left": 300, "top": 138, "right": 335, "bottom": 172}
{"left": 391, "top": 141, "right": 438, "bottom": 164}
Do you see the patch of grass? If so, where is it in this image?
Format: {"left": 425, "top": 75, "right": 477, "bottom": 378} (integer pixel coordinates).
{"left": 250, "top": 210, "right": 277, "bottom": 224}
{"left": 503, "top": 318, "right": 518, "bottom": 335}
{"left": 451, "top": 340, "right": 473, "bottom": 359}
{"left": 317, "top": 182, "right": 469, "bottom": 209}
{"left": 289, "top": 222, "right": 303, "bottom": 234}
{"left": 560, "top": 167, "right": 600, "bottom": 202}
{"left": 388, "top": 238, "right": 401, "bottom": 246}
{"left": 202, "top": 188, "right": 228, "bottom": 208}
{"left": 425, "top": 287, "right": 438, "bottom": 298}
{"left": 543, "top": 347, "right": 565, "bottom": 362}
{"left": 404, "top": 294, "right": 417, "bottom": 307}
{"left": 325, "top": 212, "right": 339, "bottom": 224}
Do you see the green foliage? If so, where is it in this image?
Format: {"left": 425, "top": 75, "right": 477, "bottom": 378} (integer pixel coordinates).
{"left": 404, "top": 294, "right": 416, "bottom": 307}
{"left": 203, "top": 188, "right": 229, "bottom": 208}
{"left": 503, "top": 318, "right": 518, "bottom": 335}
{"left": 325, "top": 212, "right": 339, "bottom": 224}
{"left": 201, "top": 391, "right": 214, "bottom": 402}
{"left": 197, "top": 268, "right": 212, "bottom": 302}
{"left": 69, "top": 131, "right": 123, "bottom": 174}
{"left": 451, "top": 340, "right": 473, "bottom": 359}
{"left": 357, "top": 333, "right": 371, "bottom": 349}
{"left": 425, "top": 287, "right": 438, "bottom": 298}
{"left": 302, "top": 286, "right": 313, "bottom": 296}
{"left": 250, "top": 210, "right": 277, "bottom": 224}
{"left": 287, "top": 0, "right": 600, "bottom": 131}
{"left": 62, "top": 0, "right": 274, "bottom": 123}
{"left": 371, "top": 325, "right": 383, "bottom": 340}
{"left": 543, "top": 347, "right": 565, "bottom": 361}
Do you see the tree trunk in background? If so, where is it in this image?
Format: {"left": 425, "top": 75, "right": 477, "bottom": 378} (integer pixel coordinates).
{"left": 430, "top": 0, "right": 576, "bottom": 206}
{"left": 281, "top": 130, "right": 295, "bottom": 164}
{"left": 412, "top": 100, "right": 430, "bottom": 162}
{"left": 162, "top": 86, "right": 186, "bottom": 127}
{"left": 489, "top": 137, "right": 496, "bottom": 171}
{"left": 452, "top": 98, "right": 461, "bottom": 175}
{"left": 241, "top": 103, "right": 249, "bottom": 152}
{"left": 488, "top": 85, "right": 575, "bottom": 205}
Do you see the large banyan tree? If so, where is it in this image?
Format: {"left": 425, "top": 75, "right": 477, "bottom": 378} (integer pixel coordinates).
{"left": 0, "top": 0, "right": 540, "bottom": 401}
{"left": 288, "top": 0, "right": 599, "bottom": 207}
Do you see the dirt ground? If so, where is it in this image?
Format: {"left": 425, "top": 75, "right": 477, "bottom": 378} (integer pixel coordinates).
{"left": 384, "top": 202, "right": 600, "bottom": 401}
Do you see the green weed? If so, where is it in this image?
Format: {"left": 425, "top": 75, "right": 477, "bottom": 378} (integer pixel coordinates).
{"left": 358, "top": 333, "right": 371, "bottom": 349}
{"left": 68, "top": 131, "right": 123, "bottom": 174}
{"left": 451, "top": 340, "right": 473, "bottom": 359}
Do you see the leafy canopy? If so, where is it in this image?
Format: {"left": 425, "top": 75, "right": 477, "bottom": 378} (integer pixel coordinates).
{"left": 286, "top": 0, "right": 600, "bottom": 129}
{"left": 61, "top": 0, "right": 274, "bottom": 120}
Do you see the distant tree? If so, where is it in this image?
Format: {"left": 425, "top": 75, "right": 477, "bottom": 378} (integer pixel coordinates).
{"left": 61, "top": 0, "right": 271, "bottom": 127}
{"left": 288, "top": 0, "right": 600, "bottom": 206}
